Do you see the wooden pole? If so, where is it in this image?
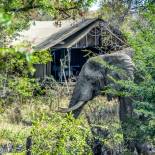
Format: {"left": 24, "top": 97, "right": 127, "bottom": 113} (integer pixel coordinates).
{"left": 67, "top": 48, "right": 71, "bottom": 79}
{"left": 26, "top": 136, "right": 32, "bottom": 155}
{"left": 60, "top": 59, "right": 69, "bottom": 93}
{"left": 86, "top": 34, "right": 88, "bottom": 47}
{"left": 95, "top": 27, "right": 97, "bottom": 47}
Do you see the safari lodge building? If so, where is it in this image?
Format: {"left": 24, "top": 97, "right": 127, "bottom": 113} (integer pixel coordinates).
{"left": 15, "top": 18, "right": 125, "bottom": 82}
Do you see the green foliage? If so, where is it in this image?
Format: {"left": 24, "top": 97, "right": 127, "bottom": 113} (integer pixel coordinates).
{"left": 0, "top": 12, "right": 11, "bottom": 27}
{"left": 99, "top": 1, "right": 155, "bottom": 148}
{"left": 0, "top": 46, "right": 51, "bottom": 103}
{"left": 0, "top": 113, "right": 92, "bottom": 154}
{"left": 0, "top": 2, "right": 96, "bottom": 153}
{"left": 0, "top": 0, "right": 95, "bottom": 39}
{"left": 0, "top": 128, "right": 29, "bottom": 147}
{"left": 121, "top": 3, "right": 155, "bottom": 144}
{"left": 31, "top": 50, "right": 52, "bottom": 64}
{"left": 100, "top": 0, "right": 128, "bottom": 26}
{"left": 100, "top": 0, "right": 154, "bottom": 27}
{"left": 0, "top": 0, "right": 155, "bottom": 154}
{"left": 31, "top": 113, "right": 92, "bottom": 155}
{"left": 8, "top": 77, "right": 38, "bottom": 97}
{"left": 0, "top": 0, "right": 94, "bottom": 105}
{"left": 94, "top": 119, "right": 123, "bottom": 150}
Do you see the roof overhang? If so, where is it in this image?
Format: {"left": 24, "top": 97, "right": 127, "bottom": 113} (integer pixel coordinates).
{"left": 53, "top": 20, "right": 100, "bottom": 49}
{"left": 34, "top": 18, "right": 100, "bottom": 50}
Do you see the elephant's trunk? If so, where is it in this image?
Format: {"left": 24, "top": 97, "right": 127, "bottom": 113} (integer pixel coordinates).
{"left": 57, "top": 101, "right": 85, "bottom": 113}
{"left": 58, "top": 76, "right": 94, "bottom": 117}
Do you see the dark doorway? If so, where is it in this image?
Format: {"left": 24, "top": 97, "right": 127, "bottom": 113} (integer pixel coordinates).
{"left": 50, "top": 47, "right": 102, "bottom": 81}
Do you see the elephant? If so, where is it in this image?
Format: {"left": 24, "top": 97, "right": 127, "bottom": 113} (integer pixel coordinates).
{"left": 57, "top": 49, "right": 136, "bottom": 153}
{"left": 58, "top": 49, "right": 155, "bottom": 154}
{"left": 59, "top": 50, "right": 135, "bottom": 119}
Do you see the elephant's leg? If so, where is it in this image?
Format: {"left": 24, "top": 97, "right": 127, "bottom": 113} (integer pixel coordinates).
{"left": 118, "top": 96, "right": 135, "bottom": 152}
{"left": 118, "top": 96, "right": 133, "bottom": 122}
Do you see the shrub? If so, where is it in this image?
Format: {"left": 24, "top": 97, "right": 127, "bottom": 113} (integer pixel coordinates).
{"left": 30, "top": 113, "right": 92, "bottom": 155}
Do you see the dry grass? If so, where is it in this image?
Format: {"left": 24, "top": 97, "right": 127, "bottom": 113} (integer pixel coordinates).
{"left": 0, "top": 85, "right": 121, "bottom": 153}
{"left": 0, "top": 86, "right": 71, "bottom": 147}
{"left": 0, "top": 92, "right": 119, "bottom": 130}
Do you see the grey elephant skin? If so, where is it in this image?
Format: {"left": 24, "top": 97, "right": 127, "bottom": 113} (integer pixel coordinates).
{"left": 60, "top": 51, "right": 134, "bottom": 121}
{"left": 58, "top": 50, "right": 155, "bottom": 154}
{"left": 59, "top": 51, "right": 135, "bottom": 153}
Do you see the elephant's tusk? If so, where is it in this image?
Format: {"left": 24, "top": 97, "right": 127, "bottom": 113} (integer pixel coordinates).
{"left": 57, "top": 101, "right": 85, "bottom": 113}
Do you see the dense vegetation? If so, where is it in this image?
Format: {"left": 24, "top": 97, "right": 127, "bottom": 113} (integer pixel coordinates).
{"left": 0, "top": 0, "right": 155, "bottom": 154}
{"left": 124, "top": 4, "right": 155, "bottom": 146}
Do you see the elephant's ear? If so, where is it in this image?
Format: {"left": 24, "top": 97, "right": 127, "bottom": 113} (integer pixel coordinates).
{"left": 104, "top": 54, "right": 134, "bottom": 80}
{"left": 121, "top": 54, "right": 135, "bottom": 80}
{"left": 106, "top": 53, "right": 135, "bottom": 80}
{"left": 82, "top": 58, "right": 106, "bottom": 81}
{"left": 118, "top": 47, "right": 135, "bottom": 58}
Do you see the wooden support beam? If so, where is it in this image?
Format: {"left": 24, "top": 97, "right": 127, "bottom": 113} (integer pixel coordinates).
{"left": 95, "top": 27, "right": 97, "bottom": 47}
{"left": 67, "top": 48, "right": 71, "bottom": 79}
{"left": 86, "top": 34, "right": 88, "bottom": 47}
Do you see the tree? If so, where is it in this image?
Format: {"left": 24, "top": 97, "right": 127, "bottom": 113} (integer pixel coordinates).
{"left": 124, "top": 2, "right": 155, "bottom": 146}
{"left": 99, "top": 0, "right": 154, "bottom": 27}
{"left": 0, "top": 0, "right": 95, "bottom": 104}
{"left": 98, "top": 0, "right": 155, "bottom": 152}
{"left": 0, "top": 0, "right": 95, "bottom": 44}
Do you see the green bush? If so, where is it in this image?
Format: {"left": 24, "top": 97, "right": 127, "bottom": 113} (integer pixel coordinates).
{"left": 122, "top": 3, "right": 155, "bottom": 145}
{"left": 31, "top": 113, "right": 92, "bottom": 155}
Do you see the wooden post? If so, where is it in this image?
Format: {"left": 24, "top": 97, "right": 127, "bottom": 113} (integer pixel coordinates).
{"left": 60, "top": 58, "right": 63, "bottom": 82}
{"left": 26, "top": 136, "right": 32, "bottom": 155}
{"left": 60, "top": 59, "right": 69, "bottom": 93}
{"left": 86, "top": 34, "right": 88, "bottom": 47}
{"left": 95, "top": 27, "right": 97, "bottom": 47}
{"left": 67, "top": 48, "right": 71, "bottom": 79}
{"left": 53, "top": 50, "right": 57, "bottom": 78}
{"left": 101, "top": 25, "right": 103, "bottom": 47}
{"left": 60, "top": 49, "right": 65, "bottom": 82}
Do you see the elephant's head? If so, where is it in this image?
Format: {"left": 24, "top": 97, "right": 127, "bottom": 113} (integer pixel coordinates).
{"left": 58, "top": 50, "right": 135, "bottom": 118}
